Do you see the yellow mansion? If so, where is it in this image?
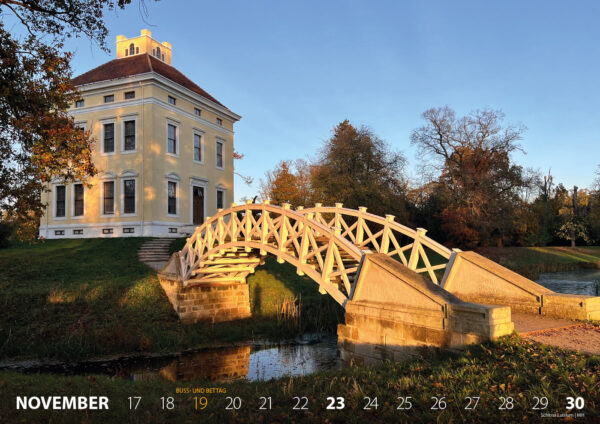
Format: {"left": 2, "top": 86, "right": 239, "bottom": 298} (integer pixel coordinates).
{"left": 39, "top": 30, "right": 241, "bottom": 238}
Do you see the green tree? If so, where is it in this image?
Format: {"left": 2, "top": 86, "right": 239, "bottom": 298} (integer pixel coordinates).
{"left": 588, "top": 166, "right": 600, "bottom": 242}
{"left": 311, "top": 120, "right": 410, "bottom": 221}
{"left": 522, "top": 171, "right": 567, "bottom": 246}
{"left": 556, "top": 186, "right": 592, "bottom": 247}
{"left": 0, "top": 0, "right": 146, "bottom": 239}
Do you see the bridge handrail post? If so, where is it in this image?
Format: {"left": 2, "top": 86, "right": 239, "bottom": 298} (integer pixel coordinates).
{"left": 205, "top": 216, "right": 213, "bottom": 255}
{"left": 244, "top": 199, "right": 252, "bottom": 252}
{"left": 296, "top": 206, "right": 304, "bottom": 234}
{"left": 179, "top": 250, "right": 189, "bottom": 280}
{"left": 296, "top": 211, "right": 313, "bottom": 276}
{"left": 230, "top": 203, "right": 238, "bottom": 242}
{"left": 356, "top": 206, "right": 367, "bottom": 246}
{"left": 322, "top": 226, "right": 341, "bottom": 285}
{"left": 217, "top": 210, "right": 225, "bottom": 247}
{"left": 278, "top": 203, "right": 291, "bottom": 260}
{"left": 408, "top": 227, "right": 427, "bottom": 270}
{"left": 314, "top": 203, "right": 323, "bottom": 224}
{"left": 334, "top": 203, "right": 343, "bottom": 229}
{"left": 380, "top": 214, "right": 394, "bottom": 254}
{"left": 260, "top": 200, "right": 270, "bottom": 255}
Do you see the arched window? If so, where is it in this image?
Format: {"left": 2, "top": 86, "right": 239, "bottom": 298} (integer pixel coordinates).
{"left": 156, "top": 46, "right": 161, "bottom": 58}
{"left": 129, "top": 43, "right": 135, "bottom": 56}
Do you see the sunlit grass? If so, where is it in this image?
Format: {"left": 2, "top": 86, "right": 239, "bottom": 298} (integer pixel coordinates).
{"left": 478, "top": 246, "right": 600, "bottom": 279}
{"left": 0, "top": 238, "right": 341, "bottom": 362}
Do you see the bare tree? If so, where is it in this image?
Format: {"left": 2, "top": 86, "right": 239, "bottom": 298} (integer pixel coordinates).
{"left": 411, "top": 106, "right": 529, "bottom": 247}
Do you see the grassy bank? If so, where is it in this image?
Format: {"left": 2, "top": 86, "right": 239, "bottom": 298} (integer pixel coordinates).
{"left": 0, "top": 239, "right": 341, "bottom": 362}
{"left": 0, "top": 334, "right": 597, "bottom": 423}
{"left": 477, "top": 246, "right": 600, "bottom": 280}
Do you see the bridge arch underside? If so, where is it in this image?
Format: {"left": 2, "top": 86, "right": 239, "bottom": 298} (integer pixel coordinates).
{"left": 182, "top": 241, "right": 351, "bottom": 306}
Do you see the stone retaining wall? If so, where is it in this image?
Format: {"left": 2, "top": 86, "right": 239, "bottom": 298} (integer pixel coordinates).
{"left": 338, "top": 300, "right": 513, "bottom": 366}
{"left": 158, "top": 273, "right": 251, "bottom": 324}
{"left": 338, "top": 254, "right": 514, "bottom": 365}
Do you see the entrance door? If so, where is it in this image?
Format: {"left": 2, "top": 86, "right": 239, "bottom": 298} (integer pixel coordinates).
{"left": 193, "top": 186, "right": 205, "bottom": 225}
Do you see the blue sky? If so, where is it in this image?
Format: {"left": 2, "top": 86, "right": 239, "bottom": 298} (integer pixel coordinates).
{"left": 19, "top": 1, "right": 600, "bottom": 201}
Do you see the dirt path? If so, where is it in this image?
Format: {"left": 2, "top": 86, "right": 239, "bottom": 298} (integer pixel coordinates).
{"left": 511, "top": 313, "right": 600, "bottom": 355}
{"left": 512, "top": 312, "right": 577, "bottom": 334}
{"left": 521, "top": 324, "right": 600, "bottom": 355}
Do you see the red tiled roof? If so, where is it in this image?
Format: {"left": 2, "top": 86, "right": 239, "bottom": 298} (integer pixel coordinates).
{"left": 72, "top": 54, "right": 225, "bottom": 107}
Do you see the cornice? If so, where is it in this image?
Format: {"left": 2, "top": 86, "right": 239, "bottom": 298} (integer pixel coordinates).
{"left": 74, "top": 72, "right": 241, "bottom": 122}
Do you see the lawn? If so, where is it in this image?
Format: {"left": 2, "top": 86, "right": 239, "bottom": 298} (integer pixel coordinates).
{"left": 477, "top": 246, "right": 600, "bottom": 280}
{"left": 0, "top": 238, "right": 341, "bottom": 362}
{"left": 0, "top": 334, "right": 597, "bottom": 423}
{"left": 2, "top": 240, "right": 600, "bottom": 422}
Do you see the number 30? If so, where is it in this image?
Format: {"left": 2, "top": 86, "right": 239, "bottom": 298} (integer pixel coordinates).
{"left": 566, "top": 397, "right": 584, "bottom": 410}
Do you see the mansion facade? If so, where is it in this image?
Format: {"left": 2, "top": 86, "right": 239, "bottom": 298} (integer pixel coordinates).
{"left": 39, "top": 30, "right": 240, "bottom": 238}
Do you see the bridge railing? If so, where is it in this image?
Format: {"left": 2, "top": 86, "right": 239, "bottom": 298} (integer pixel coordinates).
{"left": 299, "top": 203, "right": 455, "bottom": 284}
{"left": 178, "top": 201, "right": 365, "bottom": 306}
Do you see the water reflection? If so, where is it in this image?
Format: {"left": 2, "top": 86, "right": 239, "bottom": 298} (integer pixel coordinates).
{"left": 13, "top": 334, "right": 341, "bottom": 383}
{"left": 158, "top": 346, "right": 251, "bottom": 382}
{"left": 536, "top": 269, "right": 600, "bottom": 296}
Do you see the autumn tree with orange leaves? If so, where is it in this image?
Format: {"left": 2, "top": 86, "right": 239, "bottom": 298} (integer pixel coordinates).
{"left": 0, "top": 0, "right": 147, "bottom": 240}
{"left": 260, "top": 159, "right": 313, "bottom": 208}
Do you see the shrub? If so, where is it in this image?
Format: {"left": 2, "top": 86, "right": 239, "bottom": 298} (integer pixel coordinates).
{"left": 0, "top": 220, "right": 13, "bottom": 248}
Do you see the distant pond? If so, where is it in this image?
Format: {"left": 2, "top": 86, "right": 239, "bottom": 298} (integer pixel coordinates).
{"left": 536, "top": 269, "right": 600, "bottom": 296}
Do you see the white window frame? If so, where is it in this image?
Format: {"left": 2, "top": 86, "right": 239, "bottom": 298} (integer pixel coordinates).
{"left": 75, "top": 99, "right": 84, "bottom": 108}
{"left": 193, "top": 130, "right": 204, "bottom": 165}
{"left": 189, "top": 177, "right": 208, "bottom": 225}
{"left": 101, "top": 179, "right": 117, "bottom": 217}
{"left": 166, "top": 120, "right": 180, "bottom": 157}
{"left": 215, "top": 138, "right": 225, "bottom": 170}
{"left": 121, "top": 176, "right": 138, "bottom": 216}
{"left": 216, "top": 187, "right": 226, "bottom": 211}
{"left": 53, "top": 184, "right": 67, "bottom": 220}
{"left": 71, "top": 183, "right": 85, "bottom": 219}
{"left": 101, "top": 118, "right": 117, "bottom": 156}
{"left": 121, "top": 116, "right": 138, "bottom": 154}
{"left": 166, "top": 179, "right": 180, "bottom": 217}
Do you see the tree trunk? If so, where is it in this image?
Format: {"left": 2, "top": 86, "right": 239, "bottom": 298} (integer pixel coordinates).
{"left": 571, "top": 186, "right": 578, "bottom": 248}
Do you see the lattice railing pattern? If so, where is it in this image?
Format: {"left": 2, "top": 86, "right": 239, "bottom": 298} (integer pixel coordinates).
{"left": 297, "top": 203, "right": 454, "bottom": 284}
{"left": 178, "top": 202, "right": 364, "bottom": 306}
{"left": 177, "top": 201, "right": 457, "bottom": 306}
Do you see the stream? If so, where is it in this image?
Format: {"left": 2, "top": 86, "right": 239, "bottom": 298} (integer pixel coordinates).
{"left": 536, "top": 269, "right": 600, "bottom": 296}
{"left": 3, "top": 333, "right": 341, "bottom": 383}
{"left": 4, "top": 270, "right": 598, "bottom": 383}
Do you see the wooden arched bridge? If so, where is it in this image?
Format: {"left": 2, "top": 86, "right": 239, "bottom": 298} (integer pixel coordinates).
{"left": 159, "top": 201, "right": 600, "bottom": 364}
{"left": 176, "top": 201, "right": 455, "bottom": 306}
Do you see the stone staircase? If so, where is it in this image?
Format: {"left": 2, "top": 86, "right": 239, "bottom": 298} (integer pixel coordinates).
{"left": 138, "top": 238, "right": 174, "bottom": 271}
